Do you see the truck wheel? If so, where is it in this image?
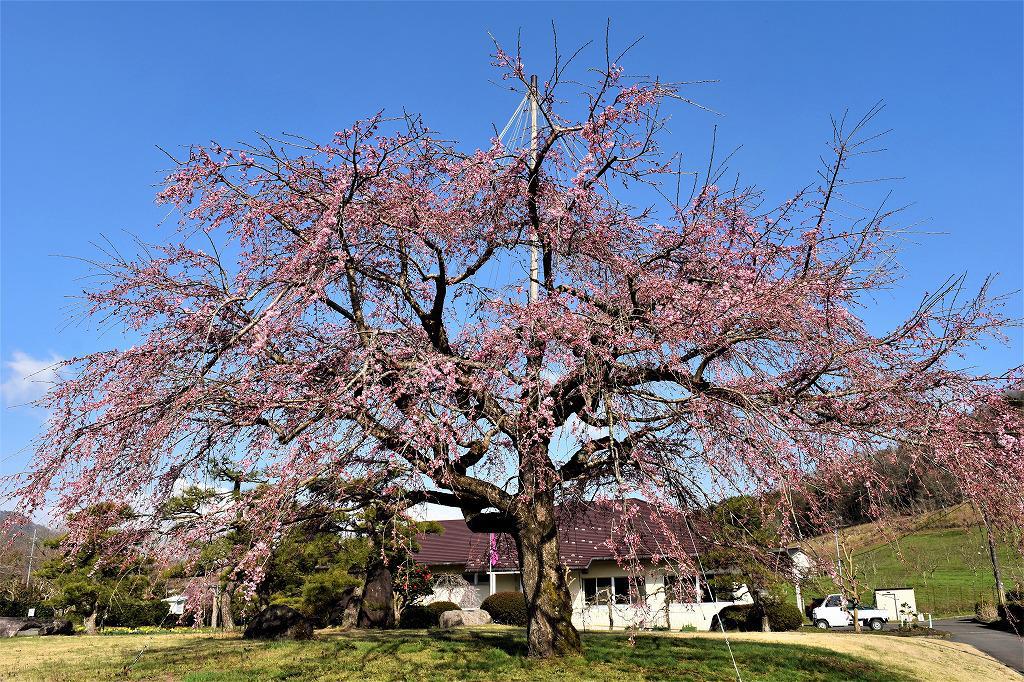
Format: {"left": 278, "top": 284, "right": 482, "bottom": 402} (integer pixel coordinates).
{"left": 868, "top": 619, "right": 884, "bottom": 631}
{"left": 815, "top": 619, "right": 830, "bottom": 629}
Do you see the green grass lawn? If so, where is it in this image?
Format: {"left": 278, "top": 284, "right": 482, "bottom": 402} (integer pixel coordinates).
{"left": 0, "top": 627, "right": 913, "bottom": 682}
{"left": 803, "top": 508, "right": 1024, "bottom": 617}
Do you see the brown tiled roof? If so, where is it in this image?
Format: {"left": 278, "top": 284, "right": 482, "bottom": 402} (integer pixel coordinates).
{"left": 414, "top": 499, "right": 705, "bottom": 571}
{"left": 413, "top": 518, "right": 478, "bottom": 566}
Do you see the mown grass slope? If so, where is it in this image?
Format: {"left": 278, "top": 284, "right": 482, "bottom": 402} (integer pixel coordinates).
{"left": 802, "top": 505, "right": 1024, "bottom": 616}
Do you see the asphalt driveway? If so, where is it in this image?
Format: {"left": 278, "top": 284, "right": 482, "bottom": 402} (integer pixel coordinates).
{"left": 936, "top": 618, "right": 1024, "bottom": 675}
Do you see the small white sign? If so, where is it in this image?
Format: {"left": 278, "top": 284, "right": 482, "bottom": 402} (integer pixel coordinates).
{"left": 27, "top": 608, "right": 35, "bottom": 617}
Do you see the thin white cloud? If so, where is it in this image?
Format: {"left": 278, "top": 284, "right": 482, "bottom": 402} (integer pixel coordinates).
{"left": 1, "top": 351, "right": 64, "bottom": 407}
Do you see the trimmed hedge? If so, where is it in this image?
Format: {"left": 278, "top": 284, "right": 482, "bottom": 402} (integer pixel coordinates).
{"left": 480, "top": 591, "right": 527, "bottom": 626}
{"left": 751, "top": 600, "right": 803, "bottom": 631}
{"left": 712, "top": 605, "right": 751, "bottom": 631}
{"left": 104, "top": 600, "right": 171, "bottom": 628}
{"left": 398, "top": 601, "right": 461, "bottom": 628}
{"left": 0, "top": 599, "right": 55, "bottom": 619}
{"left": 398, "top": 605, "right": 433, "bottom": 628}
{"left": 426, "top": 601, "right": 460, "bottom": 620}
{"left": 712, "top": 601, "right": 803, "bottom": 632}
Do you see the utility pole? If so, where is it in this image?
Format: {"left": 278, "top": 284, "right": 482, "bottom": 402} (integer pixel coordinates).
{"left": 25, "top": 527, "right": 37, "bottom": 588}
{"left": 528, "top": 74, "right": 539, "bottom": 305}
{"left": 834, "top": 529, "right": 842, "bottom": 579}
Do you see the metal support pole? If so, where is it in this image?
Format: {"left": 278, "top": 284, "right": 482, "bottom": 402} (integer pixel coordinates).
{"left": 25, "top": 527, "right": 37, "bottom": 588}
{"left": 528, "top": 74, "right": 539, "bottom": 304}
{"left": 835, "top": 530, "right": 842, "bottom": 579}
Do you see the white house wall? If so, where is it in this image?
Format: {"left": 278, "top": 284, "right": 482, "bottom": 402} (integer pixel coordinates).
{"left": 423, "top": 560, "right": 752, "bottom": 632}
{"left": 568, "top": 560, "right": 752, "bottom": 632}
{"left": 493, "top": 573, "right": 521, "bottom": 594}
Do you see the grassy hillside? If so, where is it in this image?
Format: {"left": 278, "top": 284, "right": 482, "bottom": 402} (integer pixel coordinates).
{"left": 801, "top": 505, "right": 1023, "bottom": 617}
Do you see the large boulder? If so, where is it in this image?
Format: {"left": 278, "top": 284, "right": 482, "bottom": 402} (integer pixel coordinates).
{"left": 38, "top": 619, "right": 73, "bottom": 636}
{"left": 0, "top": 617, "right": 28, "bottom": 638}
{"left": 242, "top": 605, "right": 314, "bottom": 641}
{"left": 438, "top": 609, "right": 492, "bottom": 628}
{"left": 338, "top": 586, "right": 362, "bottom": 629}
{"left": 0, "top": 617, "right": 74, "bottom": 637}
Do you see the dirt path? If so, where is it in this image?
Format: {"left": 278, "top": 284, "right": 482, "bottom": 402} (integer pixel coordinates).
{"left": 670, "top": 630, "right": 1023, "bottom": 682}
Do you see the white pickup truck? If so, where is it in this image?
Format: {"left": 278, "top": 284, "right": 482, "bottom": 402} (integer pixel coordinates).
{"left": 812, "top": 593, "right": 889, "bottom": 631}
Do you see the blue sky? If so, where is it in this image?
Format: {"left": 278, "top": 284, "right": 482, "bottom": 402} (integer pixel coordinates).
{"left": 2, "top": 2, "right": 1022, "bottom": 486}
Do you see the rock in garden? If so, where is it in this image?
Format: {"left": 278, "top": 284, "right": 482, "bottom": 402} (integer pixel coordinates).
{"left": 242, "top": 605, "right": 314, "bottom": 640}
{"left": 439, "top": 609, "right": 492, "bottom": 628}
{"left": 0, "top": 617, "right": 41, "bottom": 638}
{"left": 338, "top": 585, "right": 362, "bottom": 629}
{"left": 0, "top": 617, "right": 73, "bottom": 637}
{"left": 38, "top": 619, "right": 73, "bottom": 636}
{"left": 0, "top": 618, "right": 29, "bottom": 638}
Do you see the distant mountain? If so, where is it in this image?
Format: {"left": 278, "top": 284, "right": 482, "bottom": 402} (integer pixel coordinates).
{"left": 0, "top": 511, "right": 57, "bottom": 555}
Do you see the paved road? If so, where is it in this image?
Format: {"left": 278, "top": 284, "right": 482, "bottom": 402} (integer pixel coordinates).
{"left": 936, "top": 618, "right": 1024, "bottom": 675}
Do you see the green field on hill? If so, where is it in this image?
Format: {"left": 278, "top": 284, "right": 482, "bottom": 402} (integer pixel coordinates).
{"left": 802, "top": 506, "right": 1024, "bottom": 617}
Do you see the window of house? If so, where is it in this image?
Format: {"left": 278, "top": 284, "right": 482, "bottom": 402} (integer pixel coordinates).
{"left": 664, "top": 575, "right": 693, "bottom": 602}
{"left": 583, "top": 576, "right": 645, "bottom": 605}
{"left": 664, "top": 575, "right": 718, "bottom": 603}
{"left": 663, "top": 575, "right": 684, "bottom": 603}
{"left": 584, "top": 577, "right": 612, "bottom": 605}
{"left": 614, "top": 576, "right": 645, "bottom": 604}
{"left": 699, "top": 581, "right": 718, "bottom": 603}
{"left": 462, "top": 573, "right": 485, "bottom": 586}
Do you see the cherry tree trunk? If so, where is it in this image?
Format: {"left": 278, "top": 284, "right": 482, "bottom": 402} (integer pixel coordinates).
{"left": 220, "top": 589, "right": 235, "bottom": 629}
{"left": 516, "top": 515, "right": 582, "bottom": 658}
{"left": 752, "top": 591, "right": 771, "bottom": 632}
{"left": 84, "top": 609, "right": 99, "bottom": 635}
{"left": 982, "top": 511, "right": 1008, "bottom": 610}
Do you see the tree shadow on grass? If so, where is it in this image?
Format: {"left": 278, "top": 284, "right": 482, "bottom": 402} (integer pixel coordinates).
{"left": 110, "top": 637, "right": 256, "bottom": 680}
{"left": 338, "top": 628, "right": 531, "bottom": 680}
{"left": 103, "top": 627, "right": 911, "bottom": 682}
{"left": 112, "top": 627, "right": 527, "bottom": 677}
{"left": 424, "top": 627, "right": 529, "bottom": 657}
{"left": 119, "top": 635, "right": 394, "bottom": 681}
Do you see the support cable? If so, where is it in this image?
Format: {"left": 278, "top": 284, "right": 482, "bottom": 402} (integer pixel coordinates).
{"left": 685, "top": 516, "right": 743, "bottom": 682}
{"left": 497, "top": 93, "right": 529, "bottom": 146}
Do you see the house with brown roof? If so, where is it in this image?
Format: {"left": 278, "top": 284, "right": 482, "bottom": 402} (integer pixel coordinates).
{"left": 414, "top": 499, "right": 754, "bottom": 631}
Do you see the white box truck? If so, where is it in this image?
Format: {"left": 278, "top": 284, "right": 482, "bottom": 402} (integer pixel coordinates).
{"left": 873, "top": 587, "right": 917, "bottom": 624}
